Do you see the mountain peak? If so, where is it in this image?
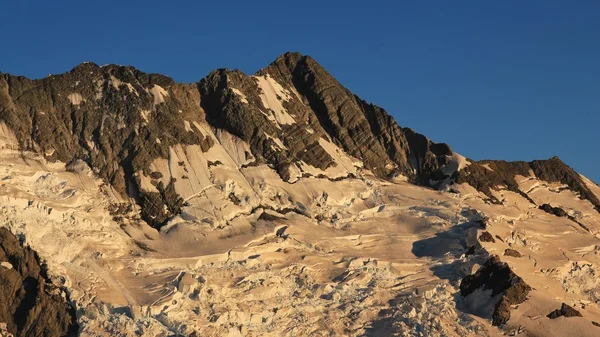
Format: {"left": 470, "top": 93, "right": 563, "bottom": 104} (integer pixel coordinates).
{"left": 261, "top": 51, "right": 320, "bottom": 77}
{"left": 71, "top": 61, "right": 101, "bottom": 71}
{"left": 271, "top": 51, "right": 305, "bottom": 66}
{"left": 2, "top": 52, "right": 600, "bottom": 337}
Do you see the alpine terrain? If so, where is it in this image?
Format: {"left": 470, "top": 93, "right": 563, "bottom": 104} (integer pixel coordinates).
{"left": 0, "top": 52, "right": 599, "bottom": 336}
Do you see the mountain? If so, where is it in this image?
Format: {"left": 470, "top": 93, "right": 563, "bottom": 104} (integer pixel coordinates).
{"left": 0, "top": 53, "right": 455, "bottom": 228}
{"left": 1, "top": 53, "right": 599, "bottom": 336}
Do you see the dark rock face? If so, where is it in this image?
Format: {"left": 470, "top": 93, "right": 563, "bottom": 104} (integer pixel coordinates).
{"left": 199, "top": 52, "right": 454, "bottom": 183}
{"left": 539, "top": 204, "right": 568, "bottom": 217}
{"left": 0, "top": 53, "right": 456, "bottom": 229}
{"left": 460, "top": 256, "right": 531, "bottom": 326}
{"left": 0, "top": 228, "right": 78, "bottom": 337}
{"left": 546, "top": 303, "right": 583, "bottom": 319}
{"left": 504, "top": 249, "right": 522, "bottom": 258}
{"left": 272, "top": 53, "right": 454, "bottom": 182}
{"left": 538, "top": 203, "right": 591, "bottom": 232}
{"left": 0, "top": 64, "right": 211, "bottom": 228}
{"left": 455, "top": 157, "right": 600, "bottom": 212}
{"left": 479, "top": 231, "right": 496, "bottom": 243}
{"left": 138, "top": 178, "right": 184, "bottom": 227}
{"left": 476, "top": 217, "right": 489, "bottom": 229}
{"left": 454, "top": 161, "right": 530, "bottom": 200}
{"left": 465, "top": 245, "right": 476, "bottom": 256}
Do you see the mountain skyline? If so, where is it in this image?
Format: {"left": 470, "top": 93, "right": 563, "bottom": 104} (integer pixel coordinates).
{"left": 1, "top": 50, "right": 600, "bottom": 336}
{"left": 3, "top": 55, "right": 596, "bottom": 188}
{"left": 2, "top": 1, "right": 599, "bottom": 183}
{"left": 2, "top": 2, "right": 600, "bottom": 336}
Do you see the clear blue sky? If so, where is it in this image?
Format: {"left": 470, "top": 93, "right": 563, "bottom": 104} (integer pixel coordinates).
{"left": 1, "top": 1, "right": 599, "bottom": 182}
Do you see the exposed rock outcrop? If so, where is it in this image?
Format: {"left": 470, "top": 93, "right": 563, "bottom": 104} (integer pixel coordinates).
{"left": 460, "top": 256, "right": 531, "bottom": 326}
{"left": 547, "top": 303, "right": 583, "bottom": 319}
{"left": 479, "top": 231, "right": 495, "bottom": 243}
{"left": 504, "top": 248, "right": 522, "bottom": 258}
{"left": 0, "top": 228, "right": 78, "bottom": 337}
{"left": 0, "top": 64, "right": 211, "bottom": 228}
{"left": 262, "top": 52, "right": 454, "bottom": 182}
{"left": 454, "top": 157, "right": 600, "bottom": 212}
{"left": 539, "top": 203, "right": 568, "bottom": 217}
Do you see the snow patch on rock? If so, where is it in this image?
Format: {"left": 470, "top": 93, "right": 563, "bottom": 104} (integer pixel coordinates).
{"left": 253, "top": 74, "right": 295, "bottom": 125}
{"left": 68, "top": 93, "right": 85, "bottom": 105}
{"left": 109, "top": 76, "right": 138, "bottom": 96}
{"left": 149, "top": 84, "right": 168, "bottom": 105}
{"left": 230, "top": 87, "right": 248, "bottom": 104}
{"left": 0, "top": 122, "right": 19, "bottom": 149}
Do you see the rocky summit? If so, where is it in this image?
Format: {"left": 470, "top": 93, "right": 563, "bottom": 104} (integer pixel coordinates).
{"left": 0, "top": 53, "right": 599, "bottom": 336}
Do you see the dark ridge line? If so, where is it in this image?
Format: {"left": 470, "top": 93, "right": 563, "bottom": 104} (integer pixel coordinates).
{"left": 455, "top": 157, "right": 600, "bottom": 216}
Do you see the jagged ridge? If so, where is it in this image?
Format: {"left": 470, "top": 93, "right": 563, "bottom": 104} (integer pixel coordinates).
{"left": 454, "top": 156, "right": 600, "bottom": 212}
{"left": 0, "top": 52, "right": 453, "bottom": 228}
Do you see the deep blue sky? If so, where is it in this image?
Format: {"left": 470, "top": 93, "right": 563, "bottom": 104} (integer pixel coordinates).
{"left": 1, "top": 1, "right": 599, "bottom": 182}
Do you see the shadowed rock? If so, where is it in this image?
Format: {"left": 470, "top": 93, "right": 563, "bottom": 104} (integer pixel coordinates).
{"left": 0, "top": 63, "right": 211, "bottom": 228}
{"left": 479, "top": 231, "right": 495, "bottom": 243}
{"left": 539, "top": 204, "right": 568, "bottom": 217}
{"left": 0, "top": 228, "right": 78, "bottom": 337}
{"left": 460, "top": 256, "right": 531, "bottom": 326}
{"left": 200, "top": 52, "right": 455, "bottom": 183}
{"left": 547, "top": 303, "right": 583, "bottom": 319}
{"left": 504, "top": 249, "right": 522, "bottom": 258}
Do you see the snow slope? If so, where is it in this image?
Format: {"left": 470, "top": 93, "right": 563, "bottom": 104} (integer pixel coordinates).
{"left": 1, "top": 126, "right": 600, "bottom": 336}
